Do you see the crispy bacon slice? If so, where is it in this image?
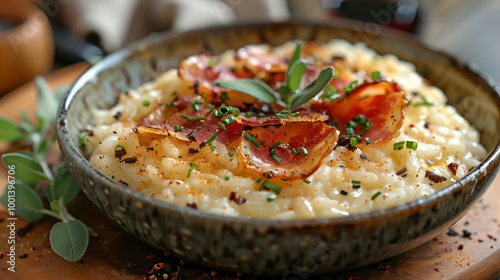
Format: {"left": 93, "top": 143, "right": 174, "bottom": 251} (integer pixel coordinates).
{"left": 312, "top": 80, "right": 408, "bottom": 145}
{"left": 235, "top": 45, "right": 287, "bottom": 73}
{"left": 236, "top": 122, "right": 339, "bottom": 179}
{"left": 236, "top": 110, "right": 328, "bottom": 127}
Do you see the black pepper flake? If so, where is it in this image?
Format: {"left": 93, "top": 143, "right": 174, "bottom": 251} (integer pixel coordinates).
{"left": 19, "top": 254, "right": 28, "bottom": 259}
{"left": 447, "top": 228, "right": 458, "bottom": 236}
{"left": 113, "top": 111, "right": 122, "bottom": 120}
{"left": 188, "top": 134, "right": 198, "bottom": 142}
{"left": 461, "top": 230, "right": 472, "bottom": 238}
{"left": 186, "top": 202, "right": 197, "bottom": 209}
{"left": 401, "top": 173, "right": 408, "bottom": 177}
{"left": 352, "top": 184, "right": 361, "bottom": 189}
{"left": 458, "top": 244, "right": 464, "bottom": 250}
{"left": 478, "top": 239, "right": 484, "bottom": 243}
{"left": 120, "top": 157, "right": 138, "bottom": 164}
{"left": 132, "top": 128, "right": 138, "bottom": 133}
{"left": 147, "top": 147, "right": 155, "bottom": 151}
{"left": 229, "top": 192, "right": 246, "bottom": 205}
{"left": 340, "top": 190, "right": 348, "bottom": 195}
{"left": 346, "top": 144, "right": 357, "bottom": 152}
{"left": 424, "top": 122, "right": 431, "bottom": 129}
{"left": 447, "top": 162, "right": 459, "bottom": 176}
{"left": 360, "top": 154, "right": 368, "bottom": 160}
{"left": 114, "top": 149, "right": 126, "bottom": 160}
{"left": 17, "top": 223, "right": 34, "bottom": 237}
{"left": 118, "top": 180, "right": 129, "bottom": 187}
{"left": 199, "top": 142, "right": 207, "bottom": 149}
{"left": 425, "top": 170, "right": 447, "bottom": 183}
{"left": 412, "top": 91, "right": 420, "bottom": 96}
{"left": 188, "top": 148, "right": 200, "bottom": 155}
{"left": 0, "top": 218, "right": 3, "bottom": 223}
{"left": 396, "top": 167, "right": 407, "bottom": 176}
{"left": 193, "top": 80, "right": 200, "bottom": 94}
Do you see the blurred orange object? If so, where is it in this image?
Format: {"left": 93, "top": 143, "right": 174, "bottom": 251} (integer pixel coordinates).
{"left": 0, "top": 0, "right": 54, "bottom": 95}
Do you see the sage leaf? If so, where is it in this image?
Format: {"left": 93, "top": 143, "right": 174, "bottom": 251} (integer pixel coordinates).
{"left": 287, "top": 40, "right": 303, "bottom": 73}
{"left": 1, "top": 152, "right": 49, "bottom": 184}
{"left": 51, "top": 163, "right": 80, "bottom": 204}
{"left": 35, "top": 77, "right": 58, "bottom": 133}
{"left": 50, "top": 220, "right": 89, "bottom": 262}
{"left": 0, "top": 181, "right": 44, "bottom": 221}
{"left": 0, "top": 117, "right": 21, "bottom": 142}
{"left": 290, "top": 66, "right": 334, "bottom": 110}
{"left": 213, "top": 79, "right": 278, "bottom": 104}
{"left": 285, "top": 59, "right": 307, "bottom": 92}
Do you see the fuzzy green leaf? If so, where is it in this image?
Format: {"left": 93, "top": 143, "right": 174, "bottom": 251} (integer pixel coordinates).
{"left": 35, "top": 77, "right": 58, "bottom": 133}
{"left": 1, "top": 152, "right": 49, "bottom": 184}
{"left": 287, "top": 40, "right": 303, "bottom": 73}
{"left": 0, "top": 117, "right": 21, "bottom": 142}
{"left": 285, "top": 59, "right": 307, "bottom": 92}
{"left": 50, "top": 220, "right": 89, "bottom": 262}
{"left": 51, "top": 164, "right": 80, "bottom": 204}
{"left": 290, "top": 66, "right": 335, "bottom": 110}
{"left": 213, "top": 79, "right": 278, "bottom": 104}
{"left": 1, "top": 181, "right": 44, "bottom": 221}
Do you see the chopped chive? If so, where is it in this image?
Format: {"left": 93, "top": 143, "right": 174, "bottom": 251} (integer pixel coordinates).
{"left": 206, "top": 105, "right": 216, "bottom": 115}
{"left": 352, "top": 180, "right": 361, "bottom": 184}
{"left": 192, "top": 100, "right": 203, "bottom": 111}
{"left": 297, "top": 147, "right": 308, "bottom": 156}
{"left": 413, "top": 96, "right": 434, "bottom": 107}
{"left": 345, "top": 127, "right": 354, "bottom": 135}
{"left": 371, "top": 71, "right": 381, "bottom": 80}
{"left": 260, "top": 140, "right": 266, "bottom": 144}
{"left": 406, "top": 141, "right": 418, "bottom": 150}
{"left": 269, "top": 141, "right": 282, "bottom": 150}
{"left": 290, "top": 112, "right": 300, "bottom": 117}
{"left": 260, "top": 180, "right": 281, "bottom": 194}
{"left": 224, "top": 176, "right": 230, "bottom": 181}
{"left": 263, "top": 171, "right": 273, "bottom": 178}
{"left": 303, "top": 179, "right": 311, "bottom": 184}
{"left": 114, "top": 144, "right": 124, "bottom": 151}
{"left": 344, "top": 80, "right": 359, "bottom": 95}
{"left": 353, "top": 114, "right": 366, "bottom": 122}
{"left": 210, "top": 146, "right": 216, "bottom": 151}
{"left": 79, "top": 132, "right": 86, "bottom": 147}
{"left": 256, "top": 177, "right": 263, "bottom": 183}
{"left": 371, "top": 191, "right": 382, "bottom": 200}
{"left": 174, "top": 125, "right": 184, "bottom": 132}
{"left": 345, "top": 120, "right": 357, "bottom": 129}
{"left": 206, "top": 132, "right": 217, "bottom": 145}
{"left": 186, "top": 130, "right": 194, "bottom": 137}
{"left": 221, "top": 115, "right": 236, "bottom": 124}
{"left": 245, "top": 111, "right": 252, "bottom": 118}
{"left": 229, "top": 150, "right": 235, "bottom": 157}
{"left": 220, "top": 123, "right": 226, "bottom": 130}
{"left": 245, "top": 133, "right": 261, "bottom": 147}
{"left": 365, "top": 137, "right": 372, "bottom": 144}
{"left": 171, "top": 91, "right": 177, "bottom": 96}
{"left": 350, "top": 137, "right": 357, "bottom": 146}
{"left": 189, "top": 162, "right": 196, "bottom": 169}
{"left": 196, "top": 127, "right": 202, "bottom": 130}
{"left": 181, "top": 114, "right": 205, "bottom": 121}
{"left": 393, "top": 141, "right": 405, "bottom": 150}
{"left": 292, "top": 148, "right": 299, "bottom": 155}
{"left": 271, "top": 154, "right": 282, "bottom": 163}
{"left": 143, "top": 100, "right": 150, "bottom": 107}
{"left": 292, "top": 170, "right": 298, "bottom": 174}
{"left": 281, "top": 178, "right": 288, "bottom": 181}
{"left": 266, "top": 193, "right": 277, "bottom": 202}
{"left": 209, "top": 60, "right": 217, "bottom": 67}
{"left": 320, "top": 85, "right": 342, "bottom": 101}
{"left": 220, "top": 91, "right": 229, "bottom": 103}
{"left": 111, "top": 175, "right": 115, "bottom": 179}
{"left": 187, "top": 169, "right": 192, "bottom": 178}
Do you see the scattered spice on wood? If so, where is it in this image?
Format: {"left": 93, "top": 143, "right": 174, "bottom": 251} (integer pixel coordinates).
{"left": 434, "top": 267, "right": 440, "bottom": 272}
{"left": 425, "top": 170, "right": 447, "bottom": 183}
{"left": 447, "top": 162, "right": 459, "bottom": 176}
{"left": 45, "top": 241, "right": 51, "bottom": 247}
{"left": 0, "top": 218, "right": 4, "bottom": 223}
{"left": 462, "top": 229, "right": 472, "bottom": 238}
{"left": 447, "top": 228, "right": 458, "bottom": 236}
{"left": 229, "top": 192, "right": 247, "bottom": 205}
{"left": 120, "top": 157, "right": 138, "bottom": 164}
{"left": 16, "top": 223, "right": 34, "bottom": 237}
{"left": 19, "top": 254, "right": 28, "bottom": 259}
{"left": 458, "top": 244, "right": 464, "bottom": 250}
{"left": 0, "top": 253, "right": 3, "bottom": 259}
{"left": 37, "top": 254, "right": 42, "bottom": 257}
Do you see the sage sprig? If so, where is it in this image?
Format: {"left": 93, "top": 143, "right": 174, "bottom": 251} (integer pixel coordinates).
{"left": 213, "top": 41, "right": 335, "bottom": 111}
{"left": 0, "top": 77, "right": 95, "bottom": 262}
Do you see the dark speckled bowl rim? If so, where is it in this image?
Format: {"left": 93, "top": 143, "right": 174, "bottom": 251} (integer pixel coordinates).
{"left": 58, "top": 19, "right": 500, "bottom": 228}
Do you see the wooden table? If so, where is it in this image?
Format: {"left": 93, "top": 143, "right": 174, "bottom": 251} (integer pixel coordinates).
{"left": 0, "top": 63, "right": 499, "bottom": 280}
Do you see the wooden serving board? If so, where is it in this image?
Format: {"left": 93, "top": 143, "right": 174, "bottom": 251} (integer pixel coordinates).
{"left": 0, "top": 63, "right": 499, "bottom": 280}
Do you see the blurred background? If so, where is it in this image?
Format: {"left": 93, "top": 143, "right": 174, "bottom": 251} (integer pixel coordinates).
{"left": 0, "top": 0, "right": 498, "bottom": 95}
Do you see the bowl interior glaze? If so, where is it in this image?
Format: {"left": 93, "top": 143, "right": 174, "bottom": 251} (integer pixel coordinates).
{"left": 57, "top": 21, "right": 500, "bottom": 275}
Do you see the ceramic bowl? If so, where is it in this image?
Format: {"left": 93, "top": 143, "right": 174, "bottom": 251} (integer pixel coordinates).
{"left": 56, "top": 21, "right": 500, "bottom": 275}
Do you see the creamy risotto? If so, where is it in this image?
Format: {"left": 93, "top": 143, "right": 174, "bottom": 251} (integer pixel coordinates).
{"left": 83, "top": 40, "right": 487, "bottom": 219}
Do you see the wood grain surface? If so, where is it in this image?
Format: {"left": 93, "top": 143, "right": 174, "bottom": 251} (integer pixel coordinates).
{"left": 0, "top": 63, "right": 499, "bottom": 280}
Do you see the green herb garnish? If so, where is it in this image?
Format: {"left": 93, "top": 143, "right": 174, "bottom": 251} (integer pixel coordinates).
{"left": 371, "top": 191, "right": 382, "bottom": 200}
{"left": 371, "top": 71, "right": 381, "bottom": 80}
{"left": 0, "top": 77, "right": 96, "bottom": 263}
{"left": 266, "top": 193, "right": 277, "bottom": 202}
{"left": 260, "top": 180, "right": 281, "bottom": 194}
{"left": 413, "top": 96, "right": 434, "bottom": 107}
{"left": 181, "top": 114, "right": 205, "bottom": 121}
{"left": 143, "top": 100, "right": 150, "bottom": 107}
{"left": 244, "top": 133, "right": 261, "bottom": 148}
{"left": 174, "top": 125, "right": 184, "bottom": 132}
